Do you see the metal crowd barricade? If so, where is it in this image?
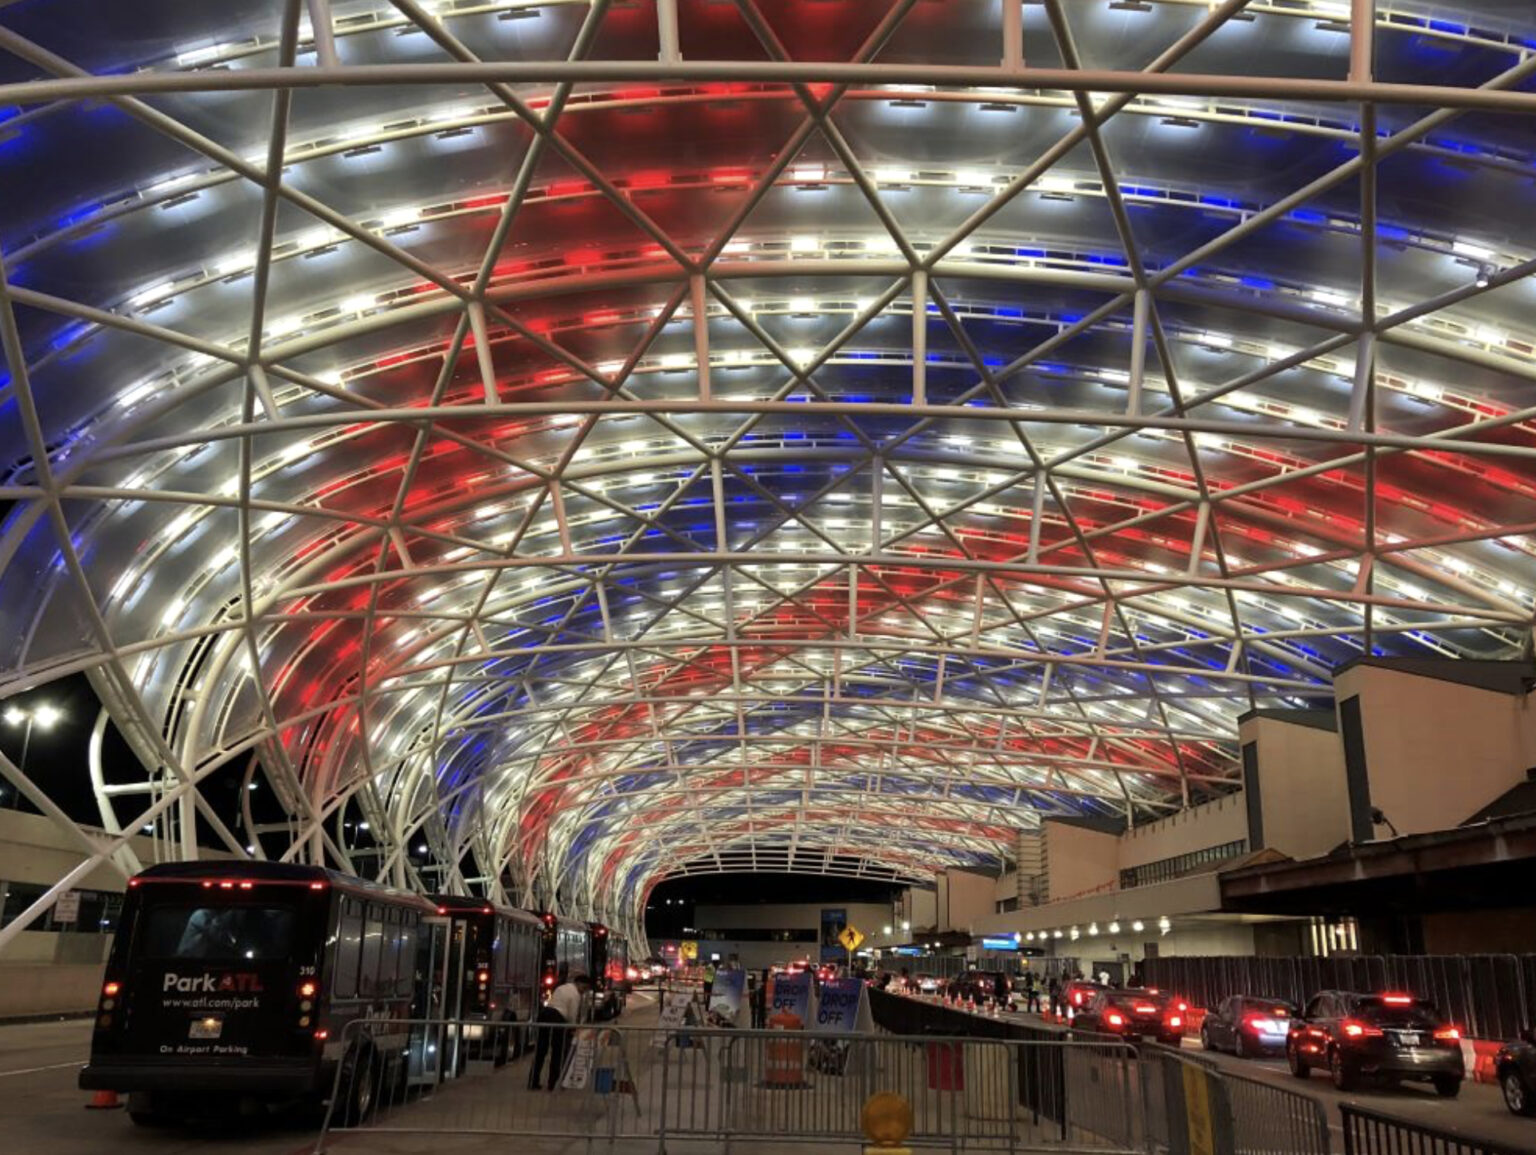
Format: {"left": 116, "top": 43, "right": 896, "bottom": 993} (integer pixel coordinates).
{"left": 1339, "top": 1103, "right": 1530, "bottom": 1155}
{"left": 313, "top": 1016, "right": 1145, "bottom": 1153}
{"left": 1144, "top": 1044, "right": 1328, "bottom": 1155}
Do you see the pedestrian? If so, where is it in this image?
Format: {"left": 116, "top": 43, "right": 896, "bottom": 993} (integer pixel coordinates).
{"left": 528, "top": 971, "right": 590, "bottom": 1091}
{"left": 1047, "top": 975, "right": 1061, "bottom": 1018}
{"left": 750, "top": 969, "right": 769, "bottom": 1028}
{"left": 1027, "top": 974, "right": 1042, "bottom": 1014}
{"left": 703, "top": 960, "right": 717, "bottom": 1002}
{"left": 899, "top": 966, "right": 911, "bottom": 993}
{"left": 992, "top": 970, "right": 1009, "bottom": 1009}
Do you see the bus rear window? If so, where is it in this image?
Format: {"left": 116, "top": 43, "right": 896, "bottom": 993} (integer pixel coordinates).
{"left": 141, "top": 905, "right": 296, "bottom": 961}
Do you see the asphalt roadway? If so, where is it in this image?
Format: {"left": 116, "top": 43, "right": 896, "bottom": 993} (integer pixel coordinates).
{"left": 2, "top": 999, "right": 1532, "bottom": 1154}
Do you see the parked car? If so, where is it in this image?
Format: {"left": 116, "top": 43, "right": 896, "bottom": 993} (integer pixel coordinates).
{"left": 1495, "top": 1026, "right": 1536, "bottom": 1117}
{"left": 1287, "top": 991, "right": 1464, "bottom": 1095}
{"left": 1201, "top": 996, "right": 1298, "bottom": 1058}
{"left": 1073, "top": 989, "right": 1184, "bottom": 1046}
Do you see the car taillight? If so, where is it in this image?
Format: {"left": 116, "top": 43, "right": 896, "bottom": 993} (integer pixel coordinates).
{"left": 1106, "top": 1011, "right": 1125, "bottom": 1027}
{"left": 478, "top": 970, "right": 489, "bottom": 984}
{"left": 1167, "top": 1015, "right": 1182, "bottom": 1029}
{"left": 1433, "top": 1027, "right": 1460, "bottom": 1041}
{"left": 1342, "top": 1019, "right": 1383, "bottom": 1038}
{"left": 299, "top": 981, "right": 318, "bottom": 998}
{"left": 102, "top": 981, "right": 121, "bottom": 998}
{"left": 544, "top": 975, "right": 556, "bottom": 987}
{"left": 1382, "top": 993, "right": 1413, "bottom": 1005}
{"left": 1134, "top": 1004, "right": 1157, "bottom": 1014}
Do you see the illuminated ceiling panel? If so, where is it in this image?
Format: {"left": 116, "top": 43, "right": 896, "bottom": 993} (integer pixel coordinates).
{"left": 1, "top": 0, "right": 1533, "bottom": 939}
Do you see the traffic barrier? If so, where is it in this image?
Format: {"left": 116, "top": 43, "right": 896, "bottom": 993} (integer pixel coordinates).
{"left": 764, "top": 1009, "right": 807, "bottom": 1088}
{"left": 312, "top": 1015, "right": 1142, "bottom": 1153}
{"left": 1340, "top": 1102, "right": 1529, "bottom": 1155}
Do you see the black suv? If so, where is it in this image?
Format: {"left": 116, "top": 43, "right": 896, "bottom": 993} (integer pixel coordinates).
{"left": 1073, "top": 989, "right": 1183, "bottom": 1046}
{"left": 1287, "top": 991, "right": 1464, "bottom": 1096}
{"left": 1496, "top": 1026, "right": 1536, "bottom": 1117}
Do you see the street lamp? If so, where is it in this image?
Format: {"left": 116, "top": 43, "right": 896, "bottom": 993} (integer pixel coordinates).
{"left": 4, "top": 702, "right": 62, "bottom": 776}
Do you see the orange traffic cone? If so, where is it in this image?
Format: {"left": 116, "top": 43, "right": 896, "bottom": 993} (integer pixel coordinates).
{"left": 85, "top": 1090, "right": 120, "bottom": 1110}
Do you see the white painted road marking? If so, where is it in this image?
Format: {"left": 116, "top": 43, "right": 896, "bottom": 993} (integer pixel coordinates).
{"left": 0, "top": 1061, "right": 81, "bottom": 1078}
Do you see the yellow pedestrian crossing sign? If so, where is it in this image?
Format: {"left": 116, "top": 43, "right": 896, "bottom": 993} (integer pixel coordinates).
{"left": 837, "top": 925, "right": 865, "bottom": 952}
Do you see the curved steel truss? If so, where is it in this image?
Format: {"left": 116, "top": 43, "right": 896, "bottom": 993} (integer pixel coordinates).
{"left": 1, "top": 0, "right": 1534, "bottom": 946}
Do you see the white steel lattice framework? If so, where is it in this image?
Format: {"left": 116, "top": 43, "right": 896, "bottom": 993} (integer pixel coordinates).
{"left": 1, "top": 0, "right": 1535, "bottom": 949}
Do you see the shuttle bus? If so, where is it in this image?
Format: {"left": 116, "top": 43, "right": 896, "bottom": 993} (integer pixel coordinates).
{"left": 429, "top": 894, "right": 543, "bottom": 1062}
{"left": 80, "top": 862, "right": 448, "bottom": 1126}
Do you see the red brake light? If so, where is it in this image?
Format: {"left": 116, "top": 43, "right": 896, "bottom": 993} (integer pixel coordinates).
{"left": 103, "top": 982, "right": 121, "bottom": 997}
{"left": 1433, "top": 1026, "right": 1460, "bottom": 1041}
{"left": 238, "top": 881, "right": 253, "bottom": 890}
{"left": 1134, "top": 1004, "right": 1157, "bottom": 1014}
{"left": 544, "top": 975, "right": 555, "bottom": 987}
{"left": 219, "top": 881, "right": 234, "bottom": 890}
{"left": 314, "top": 1028, "right": 329, "bottom": 1040}
{"left": 1105, "top": 1011, "right": 1125, "bottom": 1027}
{"left": 309, "top": 881, "right": 327, "bottom": 891}
{"left": 437, "top": 906, "right": 448, "bottom": 915}
{"left": 201, "top": 881, "right": 213, "bottom": 889}
{"left": 478, "top": 970, "right": 489, "bottom": 983}
{"left": 1168, "top": 1015, "right": 1182, "bottom": 1029}
{"left": 299, "top": 981, "right": 318, "bottom": 998}
{"left": 1342, "top": 1019, "right": 1382, "bottom": 1038}
{"left": 128, "top": 879, "right": 139, "bottom": 888}
{"left": 1382, "top": 994, "right": 1413, "bottom": 1005}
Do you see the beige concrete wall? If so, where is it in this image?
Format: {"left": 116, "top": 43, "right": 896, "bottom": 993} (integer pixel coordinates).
{"left": 1338, "top": 664, "right": 1536, "bottom": 835}
{"left": 938, "top": 869, "right": 995, "bottom": 933}
{"left": 0, "top": 808, "right": 143, "bottom": 893}
{"left": 1043, "top": 821, "right": 1118, "bottom": 901}
{"left": 1118, "top": 795, "right": 1248, "bottom": 870}
{"left": 904, "top": 887, "right": 937, "bottom": 933}
{"left": 0, "top": 962, "right": 105, "bottom": 1018}
{"left": 1155, "top": 921, "right": 1257, "bottom": 958}
{"left": 973, "top": 873, "right": 1224, "bottom": 940}
{"left": 1240, "top": 715, "right": 1351, "bottom": 859}
{"left": 994, "top": 869, "right": 1017, "bottom": 906}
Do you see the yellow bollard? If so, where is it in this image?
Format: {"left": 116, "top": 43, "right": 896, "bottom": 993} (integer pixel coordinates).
{"left": 861, "top": 1090, "right": 914, "bottom": 1155}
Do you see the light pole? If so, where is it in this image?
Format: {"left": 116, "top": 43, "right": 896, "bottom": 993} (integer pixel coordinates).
{"left": 3, "top": 703, "right": 62, "bottom": 779}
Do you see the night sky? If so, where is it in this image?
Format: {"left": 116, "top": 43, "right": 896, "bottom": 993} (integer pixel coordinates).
{"left": 642, "top": 872, "right": 903, "bottom": 940}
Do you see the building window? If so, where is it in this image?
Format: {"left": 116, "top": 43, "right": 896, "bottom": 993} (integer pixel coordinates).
{"left": 1117, "top": 840, "right": 1248, "bottom": 890}
{"left": 1308, "top": 917, "right": 1358, "bottom": 957}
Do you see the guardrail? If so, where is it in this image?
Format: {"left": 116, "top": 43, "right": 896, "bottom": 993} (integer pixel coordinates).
{"left": 1339, "top": 1103, "right": 1529, "bottom": 1155}
{"left": 312, "top": 1016, "right": 1142, "bottom": 1153}
{"left": 1142, "top": 1044, "right": 1329, "bottom": 1155}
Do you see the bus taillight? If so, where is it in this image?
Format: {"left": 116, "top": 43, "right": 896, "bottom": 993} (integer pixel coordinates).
{"left": 102, "top": 982, "right": 121, "bottom": 998}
